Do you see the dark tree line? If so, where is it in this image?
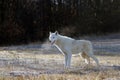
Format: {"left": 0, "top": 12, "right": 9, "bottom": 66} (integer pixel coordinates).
{"left": 0, "top": 0, "right": 120, "bottom": 45}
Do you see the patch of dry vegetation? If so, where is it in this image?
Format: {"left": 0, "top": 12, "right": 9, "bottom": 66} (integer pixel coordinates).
{"left": 0, "top": 50, "right": 120, "bottom": 80}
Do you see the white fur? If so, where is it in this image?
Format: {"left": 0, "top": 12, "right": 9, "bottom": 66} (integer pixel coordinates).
{"left": 49, "top": 31, "right": 99, "bottom": 68}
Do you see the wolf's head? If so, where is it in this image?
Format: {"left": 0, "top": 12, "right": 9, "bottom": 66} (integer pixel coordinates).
{"left": 49, "top": 31, "right": 59, "bottom": 45}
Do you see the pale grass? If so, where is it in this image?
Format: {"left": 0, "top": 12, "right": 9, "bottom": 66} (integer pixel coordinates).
{"left": 0, "top": 50, "right": 120, "bottom": 80}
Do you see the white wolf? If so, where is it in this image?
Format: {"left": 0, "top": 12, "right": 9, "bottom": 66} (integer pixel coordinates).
{"left": 49, "top": 31, "right": 99, "bottom": 68}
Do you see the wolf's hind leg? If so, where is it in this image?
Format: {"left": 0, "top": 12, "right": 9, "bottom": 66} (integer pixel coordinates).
{"left": 81, "top": 52, "right": 90, "bottom": 64}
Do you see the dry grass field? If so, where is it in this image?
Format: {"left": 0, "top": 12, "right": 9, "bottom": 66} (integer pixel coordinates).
{"left": 0, "top": 50, "right": 120, "bottom": 80}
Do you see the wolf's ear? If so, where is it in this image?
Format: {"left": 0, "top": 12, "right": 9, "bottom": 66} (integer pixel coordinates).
{"left": 49, "top": 32, "right": 52, "bottom": 35}
{"left": 55, "top": 31, "right": 58, "bottom": 35}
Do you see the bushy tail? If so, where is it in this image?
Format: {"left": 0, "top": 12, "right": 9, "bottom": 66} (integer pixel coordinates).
{"left": 90, "top": 55, "right": 99, "bottom": 66}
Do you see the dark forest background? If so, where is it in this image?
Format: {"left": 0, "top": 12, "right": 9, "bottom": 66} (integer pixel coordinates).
{"left": 0, "top": 0, "right": 120, "bottom": 45}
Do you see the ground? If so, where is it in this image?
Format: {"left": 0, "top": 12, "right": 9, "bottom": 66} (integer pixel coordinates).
{"left": 0, "top": 50, "right": 120, "bottom": 80}
{"left": 0, "top": 33, "right": 120, "bottom": 80}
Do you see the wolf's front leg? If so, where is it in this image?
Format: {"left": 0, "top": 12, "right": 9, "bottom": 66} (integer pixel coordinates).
{"left": 64, "top": 54, "right": 68, "bottom": 68}
{"left": 67, "top": 53, "right": 72, "bottom": 67}
{"left": 64, "top": 53, "right": 72, "bottom": 68}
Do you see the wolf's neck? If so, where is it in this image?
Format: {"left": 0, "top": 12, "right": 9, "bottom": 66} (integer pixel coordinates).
{"left": 55, "top": 35, "right": 64, "bottom": 46}
{"left": 55, "top": 34, "right": 74, "bottom": 46}
{"left": 58, "top": 34, "right": 74, "bottom": 40}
